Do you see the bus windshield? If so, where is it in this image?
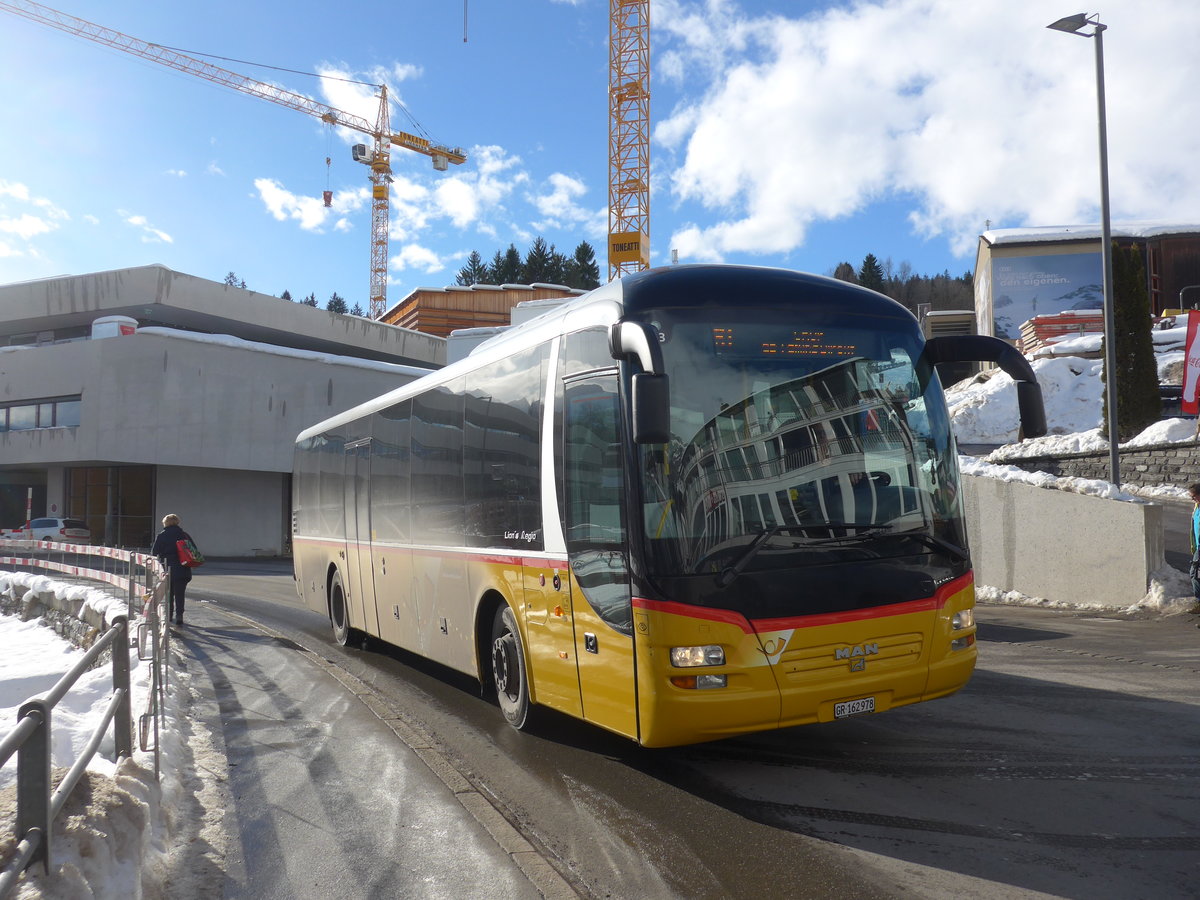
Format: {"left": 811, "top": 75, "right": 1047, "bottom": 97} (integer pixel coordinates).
{"left": 636, "top": 307, "right": 966, "bottom": 607}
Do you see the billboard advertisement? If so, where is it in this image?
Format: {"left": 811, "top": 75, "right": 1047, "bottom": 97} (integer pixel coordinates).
{"left": 990, "top": 252, "right": 1102, "bottom": 340}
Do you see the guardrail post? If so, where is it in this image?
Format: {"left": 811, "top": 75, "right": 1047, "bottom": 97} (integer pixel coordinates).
{"left": 110, "top": 616, "right": 133, "bottom": 760}
{"left": 127, "top": 552, "right": 137, "bottom": 609}
{"left": 16, "top": 699, "right": 51, "bottom": 873}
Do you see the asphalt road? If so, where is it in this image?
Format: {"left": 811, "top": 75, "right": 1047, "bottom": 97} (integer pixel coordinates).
{"left": 187, "top": 548, "right": 1200, "bottom": 900}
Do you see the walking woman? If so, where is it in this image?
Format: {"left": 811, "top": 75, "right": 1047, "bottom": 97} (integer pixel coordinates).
{"left": 152, "top": 513, "right": 194, "bottom": 626}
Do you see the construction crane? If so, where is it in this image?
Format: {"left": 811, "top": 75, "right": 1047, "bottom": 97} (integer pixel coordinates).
{"left": 0, "top": 0, "right": 466, "bottom": 320}
{"left": 608, "top": 0, "right": 650, "bottom": 281}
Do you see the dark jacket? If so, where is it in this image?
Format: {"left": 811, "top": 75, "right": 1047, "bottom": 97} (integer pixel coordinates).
{"left": 152, "top": 524, "right": 193, "bottom": 581}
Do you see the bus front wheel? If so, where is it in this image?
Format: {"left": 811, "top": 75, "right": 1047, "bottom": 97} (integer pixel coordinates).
{"left": 329, "top": 571, "right": 353, "bottom": 647}
{"left": 491, "top": 605, "right": 531, "bottom": 729}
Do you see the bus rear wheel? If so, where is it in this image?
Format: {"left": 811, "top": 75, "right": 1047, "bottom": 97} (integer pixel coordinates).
{"left": 491, "top": 605, "right": 531, "bottom": 729}
{"left": 329, "top": 571, "right": 353, "bottom": 647}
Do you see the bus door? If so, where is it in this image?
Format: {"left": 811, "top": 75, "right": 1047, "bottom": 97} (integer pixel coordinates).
{"left": 562, "top": 373, "right": 638, "bottom": 740}
{"left": 343, "top": 438, "right": 379, "bottom": 636}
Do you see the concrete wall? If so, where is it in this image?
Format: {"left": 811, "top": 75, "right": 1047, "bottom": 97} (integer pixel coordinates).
{"left": 156, "top": 466, "right": 288, "bottom": 557}
{"left": 963, "top": 474, "right": 1163, "bottom": 606}
{"left": 1, "top": 330, "right": 422, "bottom": 472}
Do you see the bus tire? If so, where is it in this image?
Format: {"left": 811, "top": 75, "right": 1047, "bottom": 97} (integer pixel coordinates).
{"left": 491, "top": 605, "right": 531, "bottom": 729}
{"left": 329, "top": 570, "right": 353, "bottom": 647}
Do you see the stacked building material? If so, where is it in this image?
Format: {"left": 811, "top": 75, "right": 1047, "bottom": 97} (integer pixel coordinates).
{"left": 1019, "top": 311, "right": 1105, "bottom": 354}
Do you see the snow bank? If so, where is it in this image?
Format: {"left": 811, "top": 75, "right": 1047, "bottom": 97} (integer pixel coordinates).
{"left": 946, "top": 333, "right": 1198, "bottom": 465}
{"left": 0, "top": 572, "right": 205, "bottom": 899}
{"left": 976, "top": 565, "right": 1196, "bottom": 616}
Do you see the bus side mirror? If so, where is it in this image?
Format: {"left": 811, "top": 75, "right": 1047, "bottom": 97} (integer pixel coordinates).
{"left": 924, "top": 334, "right": 1047, "bottom": 439}
{"left": 632, "top": 372, "right": 670, "bottom": 444}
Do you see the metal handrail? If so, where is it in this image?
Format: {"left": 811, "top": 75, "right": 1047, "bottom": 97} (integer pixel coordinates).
{"left": 0, "top": 542, "right": 171, "bottom": 897}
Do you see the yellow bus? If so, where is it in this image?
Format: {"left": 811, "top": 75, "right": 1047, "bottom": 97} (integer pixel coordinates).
{"left": 292, "top": 265, "right": 1044, "bottom": 747}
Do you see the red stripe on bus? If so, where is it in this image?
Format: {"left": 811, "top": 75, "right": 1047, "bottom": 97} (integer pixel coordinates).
{"left": 632, "top": 597, "right": 755, "bottom": 632}
{"left": 293, "top": 536, "right": 571, "bottom": 571}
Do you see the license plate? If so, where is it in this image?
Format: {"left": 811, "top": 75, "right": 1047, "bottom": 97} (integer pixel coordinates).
{"left": 834, "top": 696, "right": 875, "bottom": 719}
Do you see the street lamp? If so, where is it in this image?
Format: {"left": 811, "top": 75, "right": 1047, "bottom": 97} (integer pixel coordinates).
{"left": 1048, "top": 12, "right": 1119, "bottom": 488}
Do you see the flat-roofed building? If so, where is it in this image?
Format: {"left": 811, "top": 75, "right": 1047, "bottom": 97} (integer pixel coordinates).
{"left": 974, "top": 223, "right": 1200, "bottom": 343}
{"left": 0, "top": 265, "right": 443, "bottom": 556}
{"left": 382, "top": 282, "right": 585, "bottom": 338}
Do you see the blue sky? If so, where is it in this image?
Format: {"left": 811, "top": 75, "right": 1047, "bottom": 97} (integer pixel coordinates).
{"left": 2, "top": 0, "right": 1198, "bottom": 313}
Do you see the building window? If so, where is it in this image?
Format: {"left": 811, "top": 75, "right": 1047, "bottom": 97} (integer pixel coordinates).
{"left": 7, "top": 405, "right": 36, "bottom": 431}
{"left": 0, "top": 396, "right": 82, "bottom": 431}
{"left": 56, "top": 400, "right": 81, "bottom": 427}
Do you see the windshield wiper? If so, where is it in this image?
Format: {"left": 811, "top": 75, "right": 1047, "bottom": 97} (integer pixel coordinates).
{"left": 715, "top": 523, "right": 888, "bottom": 588}
{"left": 886, "top": 528, "right": 969, "bottom": 562}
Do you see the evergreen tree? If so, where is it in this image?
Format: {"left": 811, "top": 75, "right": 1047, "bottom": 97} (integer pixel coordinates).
{"left": 490, "top": 244, "right": 522, "bottom": 284}
{"left": 223, "top": 272, "right": 247, "bottom": 289}
{"left": 456, "top": 250, "right": 490, "bottom": 286}
{"left": 521, "top": 237, "right": 558, "bottom": 284}
{"left": 327, "top": 292, "right": 348, "bottom": 314}
{"left": 350, "top": 302, "right": 365, "bottom": 317}
{"left": 1102, "top": 242, "right": 1161, "bottom": 441}
{"left": 832, "top": 262, "right": 857, "bottom": 283}
{"left": 300, "top": 293, "right": 318, "bottom": 307}
{"left": 564, "top": 241, "right": 601, "bottom": 290}
{"left": 281, "top": 289, "right": 293, "bottom": 302}
{"left": 548, "top": 245, "right": 568, "bottom": 285}
{"left": 858, "top": 254, "right": 886, "bottom": 293}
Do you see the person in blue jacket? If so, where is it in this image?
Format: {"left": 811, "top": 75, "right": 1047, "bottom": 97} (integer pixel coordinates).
{"left": 151, "top": 513, "right": 193, "bottom": 626}
{"left": 1188, "top": 484, "right": 1200, "bottom": 609}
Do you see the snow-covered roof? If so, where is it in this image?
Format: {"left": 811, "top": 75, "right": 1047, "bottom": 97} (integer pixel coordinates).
{"left": 133, "top": 327, "right": 434, "bottom": 377}
{"left": 982, "top": 222, "right": 1200, "bottom": 246}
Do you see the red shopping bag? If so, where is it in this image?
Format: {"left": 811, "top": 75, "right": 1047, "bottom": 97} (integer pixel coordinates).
{"left": 176, "top": 537, "right": 205, "bottom": 567}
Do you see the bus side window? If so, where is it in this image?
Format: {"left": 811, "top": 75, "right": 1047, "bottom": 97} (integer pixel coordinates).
{"left": 564, "top": 390, "right": 625, "bottom": 547}
{"left": 562, "top": 374, "right": 632, "bottom": 633}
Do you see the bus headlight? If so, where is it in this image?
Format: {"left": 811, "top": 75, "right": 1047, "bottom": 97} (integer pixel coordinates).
{"left": 670, "top": 645, "right": 725, "bottom": 667}
{"left": 952, "top": 609, "right": 974, "bottom": 631}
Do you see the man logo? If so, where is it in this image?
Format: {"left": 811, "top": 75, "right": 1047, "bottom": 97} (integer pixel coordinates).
{"left": 835, "top": 643, "right": 879, "bottom": 661}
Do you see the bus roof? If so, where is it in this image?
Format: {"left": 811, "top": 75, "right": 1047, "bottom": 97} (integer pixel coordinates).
{"left": 295, "top": 265, "right": 915, "bottom": 444}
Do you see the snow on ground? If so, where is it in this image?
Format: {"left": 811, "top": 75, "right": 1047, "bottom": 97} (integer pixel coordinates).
{"left": 0, "top": 571, "right": 203, "bottom": 900}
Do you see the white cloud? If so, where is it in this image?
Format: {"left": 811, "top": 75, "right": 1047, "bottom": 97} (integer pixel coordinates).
{"left": 390, "top": 243, "right": 443, "bottom": 274}
{"left": 531, "top": 172, "right": 583, "bottom": 218}
{"left": 315, "top": 64, "right": 425, "bottom": 149}
{"left": 0, "top": 213, "right": 56, "bottom": 239}
{"left": 206, "top": 162, "right": 226, "bottom": 177}
{"left": 434, "top": 178, "right": 480, "bottom": 228}
{"left": 165, "top": 169, "right": 187, "bottom": 178}
{"left": 0, "top": 180, "right": 31, "bottom": 201}
{"left": 426, "top": 145, "right": 527, "bottom": 232}
{"left": 528, "top": 172, "right": 607, "bottom": 242}
{"left": 0, "top": 182, "right": 68, "bottom": 250}
{"left": 655, "top": 0, "right": 1200, "bottom": 262}
{"left": 254, "top": 179, "right": 368, "bottom": 232}
{"left": 119, "top": 211, "right": 173, "bottom": 244}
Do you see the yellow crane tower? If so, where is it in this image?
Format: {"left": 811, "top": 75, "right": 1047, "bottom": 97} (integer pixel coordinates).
{"left": 0, "top": 0, "right": 466, "bottom": 320}
{"left": 608, "top": 0, "right": 650, "bottom": 281}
